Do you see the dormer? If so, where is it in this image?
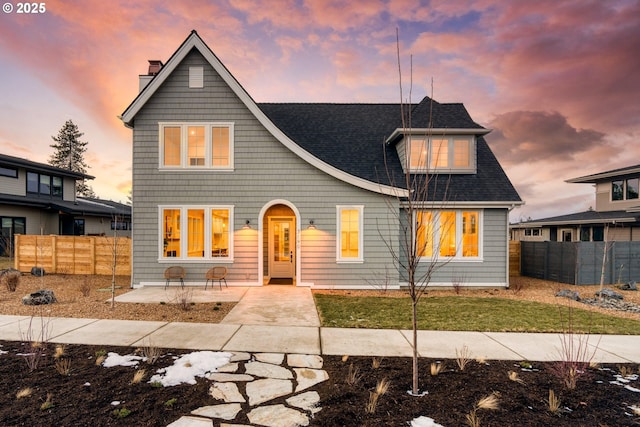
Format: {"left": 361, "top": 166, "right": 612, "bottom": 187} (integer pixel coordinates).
{"left": 386, "top": 128, "right": 489, "bottom": 174}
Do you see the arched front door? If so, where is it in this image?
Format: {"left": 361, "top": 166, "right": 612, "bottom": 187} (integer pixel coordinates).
{"left": 262, "top": 203, "right": 297, "bottom": 284}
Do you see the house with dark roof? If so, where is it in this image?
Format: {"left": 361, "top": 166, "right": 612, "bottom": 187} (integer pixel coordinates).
{"left": 0, "top": 153, "right": 131, "bottom": 256}
{"left": 511, "top": 164, "right": 640, "bottom": 242}
{"left": 120, "top": 31, "right": 522, "bottom": 289}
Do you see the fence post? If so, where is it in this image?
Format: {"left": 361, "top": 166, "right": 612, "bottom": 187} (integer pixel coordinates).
{"left": 14, "top": 234, "right": 20, "bottom": 270}
{"left": 51, "top": 235, "right": 57, "bottom": 274}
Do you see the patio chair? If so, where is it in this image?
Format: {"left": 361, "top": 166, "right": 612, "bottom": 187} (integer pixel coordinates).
{"left": 205, "top": 266, "right": 228, "bottom": 290}
{"left": 164, "top": 266, "right": 185, "bottom": 289}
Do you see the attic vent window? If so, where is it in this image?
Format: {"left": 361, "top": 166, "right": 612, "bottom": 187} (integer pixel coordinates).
{"left": 189, "top": 67, "right": 204, "bottom": 88}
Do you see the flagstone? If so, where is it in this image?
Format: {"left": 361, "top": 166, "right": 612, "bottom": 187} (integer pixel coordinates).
{"left": 191, "top": 403, "right": 242, "bottom": 420}
{"left": 294, "top": 368, "right": 329, "bottom": 392}
{"left": 245, "top": 361, "right": 293, "bottom": 379}
{"left": 255, "top": 352, "right": 285, "bottom": 364}
{"left": 209, "top": 383, "right": 245, "bottom": 403}
{"left": 287, "top": 354, "right": 323, "bottom": 369}
{"left": 247, "top": 404, "right": 309, "bottom": 427}
{"left": 246, "top": 378, "right": 292, "bottom": 406}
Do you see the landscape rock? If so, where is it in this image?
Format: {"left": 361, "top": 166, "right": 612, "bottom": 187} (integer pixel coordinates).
{"left": 247, "top": 404, "right": 309, "bottom": 427}
{"left": 166, "top": 416, "right": 214, "bottom": 427}
{"left": 191, "top": 403, "right": 242, "bottom": 420}
{"left": 287, "top": 354, "right": 323, "bottom": 369}
{"left": 245, "top": 361, "right": 293, "bottom": 379}
{"left": 286, "top": 391, "right": 321, "bottom": 413}
{"left": 555, "top": 289, "right": 580, "bottom": 301}
{"left": 618, "top": 281, "right": 637, "bottom": 291}
{"left": 246, "top": 378, "right": 292, "bottom": 406}
{"left": 22, "top": 289, "right": 57, "bottom": 305}
{"left": 209, "top": 383, "right": 246, "bottom": 403}
{"left": 595, "top": 288, "right": 623, "bottom": 300}
{"left": 255, "top": 352, "right": 285, "bottom": 365}
{"left": 294, "top": 368, "right": 329, "bottom": 392}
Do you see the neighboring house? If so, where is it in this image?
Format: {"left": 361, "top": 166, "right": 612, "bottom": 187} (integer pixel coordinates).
{"left": 511, "top": 164, "right": 640, "bottom": 242}
{"left": 0, "top": 153, "right": 131, "bottom": 256}
{"left": 120, "top": 31, "right": 522, "bottom": 289}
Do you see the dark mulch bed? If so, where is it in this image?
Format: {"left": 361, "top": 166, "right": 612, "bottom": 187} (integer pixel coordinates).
{"left": 1, "top": 340, "right": 638, "bottom": 426}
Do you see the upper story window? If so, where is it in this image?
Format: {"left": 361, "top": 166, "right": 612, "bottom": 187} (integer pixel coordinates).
{"left": 159, "top": 123, "right": 234, "bottom": 170}
{"left": 26, "top": 172, "right": 63, "bottom": 197}
{"left": 408, "top": 136, "right": 475, "bottom": 172}
{"left": 612, "top": 178, "right": 639, "bottom": 201}
{"left": 0, "top": 166, "right": 18, "bottom": 178}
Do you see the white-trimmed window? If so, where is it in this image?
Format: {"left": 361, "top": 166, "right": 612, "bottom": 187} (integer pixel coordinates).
{"left": 337, "top": 205, "right": 364, "bottom": 262}
{"left": 416, "top": 210, "right": 482, "bottom": 260}
{"left": 159, "top": 123, "right": 234, "bottom": 169}
{"left": 160, "top": 206, "right": 234, "bottom": 261}
{"left": 408, "top": 136, "right": 475, "bottom": 172}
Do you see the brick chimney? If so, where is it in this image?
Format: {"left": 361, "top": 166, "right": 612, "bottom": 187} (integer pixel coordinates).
{"left": 139, "top": 60, "right": 164, "bottom": 92}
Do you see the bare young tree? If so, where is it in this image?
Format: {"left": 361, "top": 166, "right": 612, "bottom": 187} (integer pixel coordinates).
{"left": 377, "top": 30, "right": 456, "bottom": 396}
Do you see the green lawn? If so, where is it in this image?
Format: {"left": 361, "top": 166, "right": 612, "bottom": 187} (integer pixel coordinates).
{"left": 313, "top": 294, "right": 640, "bottom": 335}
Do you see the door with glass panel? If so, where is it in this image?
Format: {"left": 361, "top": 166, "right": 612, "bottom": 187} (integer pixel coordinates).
{"left": 268, "top": 217, "right": 295, "bottom": 279}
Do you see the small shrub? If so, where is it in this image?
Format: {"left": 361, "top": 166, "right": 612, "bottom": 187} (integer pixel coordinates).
{"left": 2, "top": 269, "right": 21, "bottom": 292}
{"left": 174, "top": 287, "right": 194, "bottom": 311}
{"left": 150, "top": 381, "right": 163, "bottom": 388}
{"left": 16, "top": 387, "right": 33, "bottom": 399}
{"left": 112, "top": 408, "right": 131, "bottom": 418}
{"left": 164, "top": 398, "right": 177, "bottom": 408}
{"left": 140, "top": 343, "right": 161, "bottom": 365}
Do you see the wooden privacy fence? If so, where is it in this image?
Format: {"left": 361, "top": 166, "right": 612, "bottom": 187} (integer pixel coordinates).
{"left": 14, "top": 235, "right": 131, "bottom": 276}
{"left": 509, "top": 241, "right": 520, "bottom": 275}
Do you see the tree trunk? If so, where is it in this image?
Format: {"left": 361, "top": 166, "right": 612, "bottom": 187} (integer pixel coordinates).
{"left": 412, "top": 299, "right": 418, "bottom": 394}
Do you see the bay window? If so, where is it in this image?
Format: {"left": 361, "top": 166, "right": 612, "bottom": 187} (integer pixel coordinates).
{"left": 416, "top": 210, "right": 481, "bottom": 259}
{"left": 161, "top": 206, "right": 233, "bottom": 260}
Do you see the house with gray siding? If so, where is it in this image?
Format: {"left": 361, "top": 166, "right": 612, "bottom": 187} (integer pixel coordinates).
{"left": 120, "top": 31, "right": 522, "bottom": 289}
{"left": 0, "top": 153, "right": 131, "bottom": 257}
{"left": 511, "top": 164, "right": 640, "bottom": 242}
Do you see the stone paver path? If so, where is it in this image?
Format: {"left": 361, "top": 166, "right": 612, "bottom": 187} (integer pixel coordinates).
{"left": 167, "top": 352, "right": 327, "bottom": 427}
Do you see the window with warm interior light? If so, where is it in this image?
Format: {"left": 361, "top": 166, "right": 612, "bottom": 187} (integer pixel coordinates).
{"left": 408, "top": 136, "right": 474, "bottom": 172}
{"left": 337, "top": 206, "right": 363, "bottom": 262}
{"left": 416, "top": 210, "right": 481, "bottom": 259}
{"left": 160, "top": 123, "right": 233, "bottom": 169}
{"left": 161, "top": 206, "right": 233, "bottom": 260}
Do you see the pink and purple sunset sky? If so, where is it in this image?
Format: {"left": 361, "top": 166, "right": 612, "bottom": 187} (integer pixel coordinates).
{"left": 1, "top": 0, "right": 638, "bottom": 221}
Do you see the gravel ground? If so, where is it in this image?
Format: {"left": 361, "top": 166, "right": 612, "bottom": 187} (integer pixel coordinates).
{"left": 1, "top": 272, "right": 639, "bottom": 323}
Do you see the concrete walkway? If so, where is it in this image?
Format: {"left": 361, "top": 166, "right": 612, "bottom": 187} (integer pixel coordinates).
{"left": 0, "top": 285, "right": 638, "bottom": 362}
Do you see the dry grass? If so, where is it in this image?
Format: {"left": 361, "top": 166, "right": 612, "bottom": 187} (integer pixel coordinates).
{"left": 54, "top": 358, "right": 72, "bottom": 376}
{"left": 508, "top": 370, "right": 525, "bottom": 384}
{"left": 0, "top": 274, "right": 235, "bottom": 323}
{"left": 547, "top": 389, "right": 561, "bottom": 413}
{"left": 430, "top": 362, "right": 444, "bottom": 376}
{"left": 346, "top": 363, "right": 362, "bottom": 386}
{"left": 16, "top": 387, "right": 33, "bottom": 399}
{"left": 53, "top": 344, "right": 65, "bottom": 359}
{"left": 456, "top": 345, "right": 473, "bottom": 371}
{"left": 131, "top": 369, "right": 146, "bottom": 384}
{"left": 466, "top": 392, "right": 500, "bottom": 427}
{"left": 372, "top": 357, "right": 383, "bottom": 369}
{"left": 365, "top": 378, "right": 390, "bottom": 414}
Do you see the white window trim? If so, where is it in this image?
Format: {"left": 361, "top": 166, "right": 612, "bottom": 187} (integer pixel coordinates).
{"left": 336, "top": 205, "right": 364, "bottom": 263}
{"left": 158, "top": 205, "right": 234, "bottom": 262}
{"left": 408, "top": 135, "right": 476, "bottom": 173}
{"left": 159, "top": 122, "right": 234, "bottom": 171}
{"left": 416, "top": 209, "right": 483, "bottom": 262}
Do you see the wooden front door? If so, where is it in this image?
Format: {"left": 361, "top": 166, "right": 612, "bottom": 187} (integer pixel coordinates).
{"left": 268, "top": 216, "right": 295, "bottom": 279}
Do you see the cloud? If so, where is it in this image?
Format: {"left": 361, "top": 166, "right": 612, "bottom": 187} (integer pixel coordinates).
{"left": 486, "top": 111, "right": 606, "bottom": 164}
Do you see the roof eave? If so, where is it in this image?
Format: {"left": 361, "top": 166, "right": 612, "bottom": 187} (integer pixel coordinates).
{"left": 385, "top": 128, "right": 491, "bottom": 145}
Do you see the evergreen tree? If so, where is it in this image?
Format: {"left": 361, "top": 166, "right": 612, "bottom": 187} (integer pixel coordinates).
{"left": 49, "top": 120, "right": 96, "bottom": 198}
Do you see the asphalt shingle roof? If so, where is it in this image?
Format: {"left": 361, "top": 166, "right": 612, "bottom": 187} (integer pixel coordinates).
{"left": 259, "top": 98, "right": 521, "bottom": 203}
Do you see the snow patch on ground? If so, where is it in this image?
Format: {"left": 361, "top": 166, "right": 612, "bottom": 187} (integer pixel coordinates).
{"left": 102, "top": 352, "right": 145, "bottom": 367}
{"left": 409, "top": 416, "right": 445, "bottom": 427}
{"left": 149, "top": 351, "right": 232, "bottom": 386}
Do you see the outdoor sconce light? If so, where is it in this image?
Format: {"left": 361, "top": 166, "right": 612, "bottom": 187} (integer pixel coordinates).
{"left": 308, "top": 219, "right": 316, "bottom": 230}
{"left": 243, "top": 220, "right": 251, "bottom": 229}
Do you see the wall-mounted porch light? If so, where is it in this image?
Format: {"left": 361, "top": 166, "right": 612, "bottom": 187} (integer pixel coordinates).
{"left": 307, "top": 219, "right": 316, "bottom": 230}
{"left": 243, "top": 220, "right": 251, "bottom": 229}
